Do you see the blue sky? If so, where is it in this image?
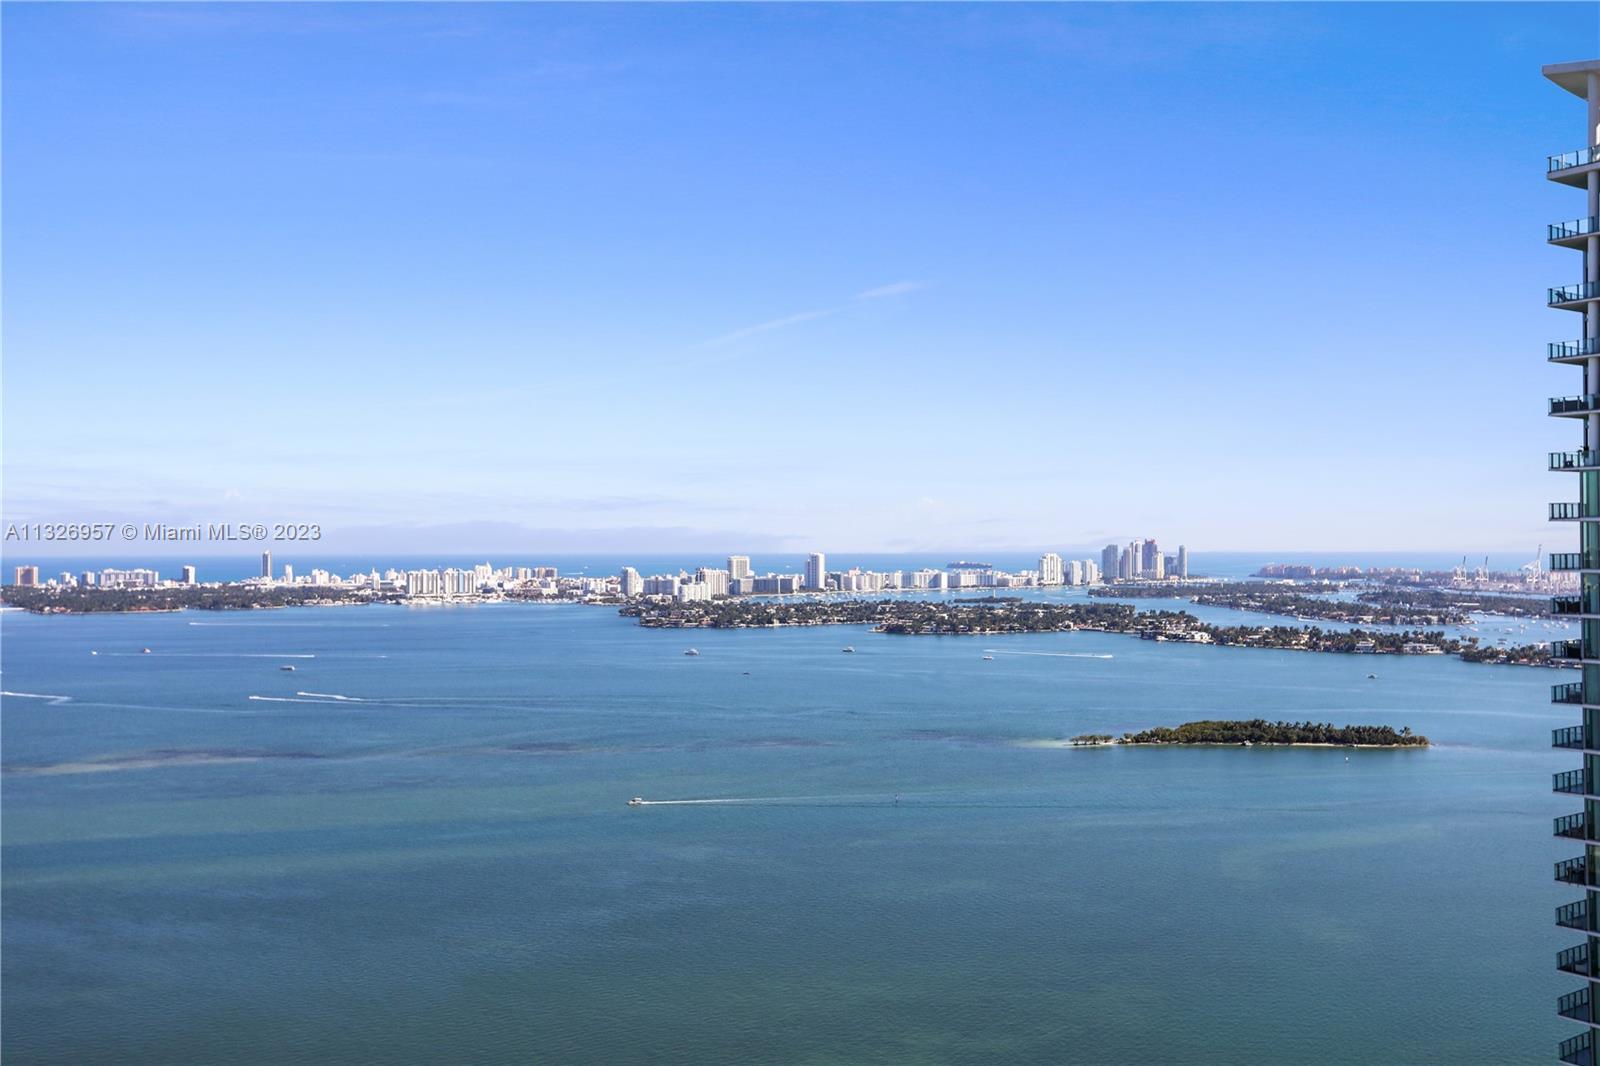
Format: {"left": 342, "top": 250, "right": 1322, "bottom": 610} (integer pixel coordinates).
{"left": 4, "top": 2, "right": 1597, "bottom": 555}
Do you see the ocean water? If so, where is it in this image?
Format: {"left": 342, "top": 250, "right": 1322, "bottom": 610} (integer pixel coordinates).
{"left": 0, "top": 601, "right": 1575, "bottom": 1064}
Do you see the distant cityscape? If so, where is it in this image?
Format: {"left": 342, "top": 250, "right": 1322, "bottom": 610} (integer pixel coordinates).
{"left": 6, "top": 538, "right": 1191, "bottom": 603}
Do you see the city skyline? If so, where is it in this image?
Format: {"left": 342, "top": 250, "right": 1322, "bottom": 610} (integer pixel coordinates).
{"left": 3, "top": 5, "right": 1595, "bottom": 553}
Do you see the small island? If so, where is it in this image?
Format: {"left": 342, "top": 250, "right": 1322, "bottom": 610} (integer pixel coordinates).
{"left": 1116, "top": 719, "right": 1428, "bottom": 747}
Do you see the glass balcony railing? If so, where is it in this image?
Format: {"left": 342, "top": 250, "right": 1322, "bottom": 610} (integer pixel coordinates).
{"left": 1562, "top": 1030, "right": 1595, "bottom": 1066}
{"left": 1554, "top": 594, "right": 1600, "bottom": 615}
{"left": 1554, "top": 641, "right": 1589, "bottom": 661}
{"left": 1561, "top": 986, "right": 1594, "bottom": 1023}
{"left": 1552, "top": 504, "right": 1600, "bottom": 521}
{"left": 1561, "top": 898, "right": 1593, "bottom": 931}
{"left": 1553, "top": 450, "right": 1600, "bottom": 470}
{"left": 1551, "top": 396, "right": 1600, "bottom": 416}
{"left": 1556, "top": 768, "right": 1589, "bottom": 794}
{"left": 1553, "top": 147, "right": 1600, "bottom": 172}
{"left": 1554, "top": 683, "right": 1590, "bottom": 705}
{"left": 1548, "top": 337, "right": 1600, "bottom": 363}
{"left": 1552, "top": 146, "right": 1600, "bottom": 172}
{"left": 1558, "top": 854, "right": 1591, "bottom": 883}
{"left": 1560, "top": 941, "right": 1593, "bottom": 975}
{"left": 1552, "top": 553, "right": 1600, "bottom": 572}
{"left": 1552, "top": 283, "right": 1600, "bottom": 306}
{"left": 1557, "top": 812, "right": 1592, "bottom": 841}
{"left": 1552, "top": 339, "right": 1600, "bottom": 362}
{"left": 1556, "top": 726, "right": 1589, "bottom": 750}
{"left": 1553, "top": 218, "right": 1600, "bottom": 242}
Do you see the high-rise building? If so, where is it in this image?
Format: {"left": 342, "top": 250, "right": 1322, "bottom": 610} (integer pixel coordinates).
{"left": 619, "top": 566, "right": 643, "bottom": 597}
{"left": 1177, "top": 545, "right": 1189, "bottom": 579}
{"left": 1118, "top": 547, "right": 1132, "bottom": 580}
{"left": 1039, "top": 553, "right": 1063, "bottom": 586}
{"left": 1141, "top": 539, "right": 1160, "bottom": 573}
{"left": 728, "top": 555, "right": 752, "bottom": 581}
{"left": 696, "top": 567, "right": 730, "bottom": 597}
{"left": 181, "top": 565, "right": 197, "bottom": 585}
{"left": 1545, "top": 58, "right": 1600, "bottom": 1066}
{"left": 261, "top": 550, "right": 273, "bottom": 579}
{"left": 1101, "top": 544, "right": 1119, "bottom": 581}
{"left": 100, "top": 568, "right": 159, "bottom": 589}
{"left": 14, "top": 565, "right": 39, "bottom": 587}
{"left": 805, "top": 552, "right": 827, "bottom": 591}
{"left": 283, "top": 564, "right": 294, "bottom": 583}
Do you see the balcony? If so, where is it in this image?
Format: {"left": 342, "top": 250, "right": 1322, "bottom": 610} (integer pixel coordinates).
{"left": 1555, "top": 595, "right": 1600, "bottom": 616}
{"left": 1552, "top": 146, "right": 1600, "bottom": 188}
{"left": 1555, "top": 682, "right": 1590, "bottom": 704}
{"left": 1557, "top": 769, "right": 1590, "bottom": 796}
{"left": 1558, "top": 726, "right": 1590, "bottom": 751}
{"left": 1553, "top": 340, "right": 1600, "bottom": 364}
{"left": 1562, "top": 1030, "right": 1595, "bottom": 1066}
{"left": 1563, "top": 899, "right": 1594, "bottom": 932}
{"left": 1553, "top": 554, "right": 1600, "bottom": 572}
{"left": 1556, "top": 641, "right": 1590, "bottom": 661}
{"left": 1554, "top": 504, "right": 1600, "bottom": 522}
{"left": 1552, "top": 283, "right": 1600, "bottom": 309}
{"left": 1553, "top": 396, "right": 1600, "bottom": 417}
{"left": 1562, "top": 985, "right": 1595, "bottom": 1023}
{"left": 1553, "top": 218, "right": 1600, "bottom": 248}
{"left": 1554, "top": 451, "right": 1600, "bottom": 471}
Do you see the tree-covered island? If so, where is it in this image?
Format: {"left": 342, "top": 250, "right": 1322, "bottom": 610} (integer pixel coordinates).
{"left": 1117, "top": 719, "right": 1428, "bottom": 747}
{"left": 622, "top": 597, "right": 1558, "bottom": 667}
{"left": 0, "top": 584, "right": 398, "bottom": 613}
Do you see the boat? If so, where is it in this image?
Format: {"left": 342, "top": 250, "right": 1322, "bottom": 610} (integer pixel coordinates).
{"left": 684, "top": 649, "right": 699, "bottom": 657}
{"left": 982, "top": 655, "right": 994, "bottom": 661}
{"left": 627, "top": 797, "right": 645, "bottom": 806}
{"left": 1367, "top": 673, "right": 1377, "bottom": 679}
{"left": 280, "top": 665, "right": 296, "bottom": 672}
{"left": 842, "top": 646, "right": 855, "bottom": 654}
{"left": 141, "top": 648, "right": 152, "bottom": 654}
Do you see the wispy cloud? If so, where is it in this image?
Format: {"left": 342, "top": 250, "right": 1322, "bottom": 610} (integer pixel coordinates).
{"left": 698, "top": 280, "right": 929, "bottom": 348}
{"left": 855, "top": 280, "right": 928, "bottom": 301}
{"left": 702, "top": 308, "right": 837, "bottom": 347}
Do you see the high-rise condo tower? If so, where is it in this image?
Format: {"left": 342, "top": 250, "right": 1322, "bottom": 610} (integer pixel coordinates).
{"left": 1546, "top": 58, "right": 1600, "bottom": 1066}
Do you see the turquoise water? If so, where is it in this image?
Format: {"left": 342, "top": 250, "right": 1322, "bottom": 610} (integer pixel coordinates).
{"left": 0, "top": 603, "right": 1575, "bottom": 1063}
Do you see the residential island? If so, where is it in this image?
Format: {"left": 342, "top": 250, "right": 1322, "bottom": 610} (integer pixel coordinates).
{"left": 623, "top": 596, "right": 1556, "bottom": 666}
{"left": 0, "top": 546, "right": 1569, "bottom": 669}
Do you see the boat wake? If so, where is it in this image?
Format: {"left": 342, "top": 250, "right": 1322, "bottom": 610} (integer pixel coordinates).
{"left": 630, "top": 793, "right": 905, "bottom": 807}
{"left": 980, "top": 650, "right": 1114, "bottom": 659}
{"left": 1, "top": 690, "right": 72, "bottom": 705}
{"left": 106, "top": 652, "right": 318, "bottom": 659}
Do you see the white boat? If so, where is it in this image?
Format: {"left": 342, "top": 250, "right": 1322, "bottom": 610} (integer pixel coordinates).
{"left": 982, "top": 655, "right": 994, "bottom": 661}
{"left": 280, "top": 665, "right": 296, "bottom": 672}
{"left": 684, "top": 649, "right": 699, "bottom": 656}
{"left": 141, "top": 648, "right": 152, "bottom": 654}
{"left": 842, "top": 646, "right": 855, "bottom": 653}
{"left": 627, "top": 797, "right": 645, "bottom": 806}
